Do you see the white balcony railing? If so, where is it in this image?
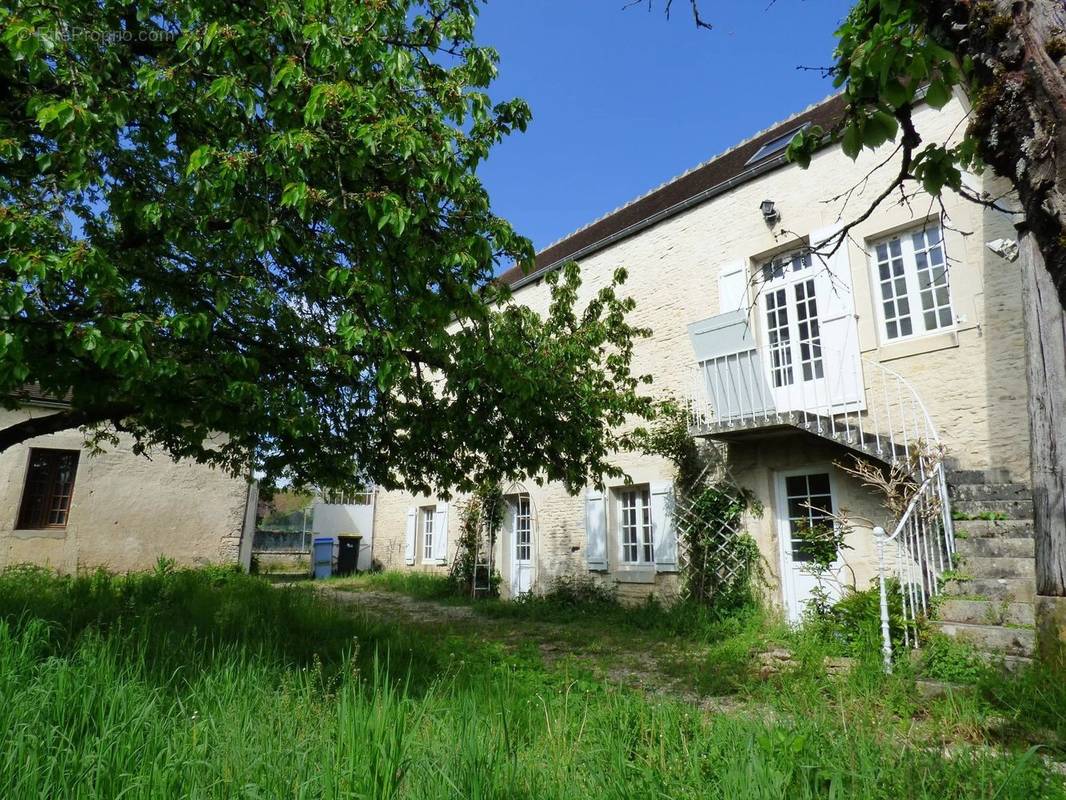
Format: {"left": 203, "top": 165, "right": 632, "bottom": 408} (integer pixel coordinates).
{"left": 687, "top": 342, "right": 939, "bottom": 462}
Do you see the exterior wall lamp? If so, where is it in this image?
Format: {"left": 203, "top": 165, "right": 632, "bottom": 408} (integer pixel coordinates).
{"left": 760, "top": 199, "right": 780, "bottom": 225}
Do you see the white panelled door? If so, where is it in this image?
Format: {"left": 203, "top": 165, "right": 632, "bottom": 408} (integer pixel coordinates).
{"left": 510, "top": 494, "right": 534, "bottom": 595}
{"left": 777, "top": 469, "right": 844, "bottom": 623}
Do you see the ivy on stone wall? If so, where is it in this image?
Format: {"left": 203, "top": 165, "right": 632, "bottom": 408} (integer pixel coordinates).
{"left": 637, "top": 400, "right": 764, "bottom": 611}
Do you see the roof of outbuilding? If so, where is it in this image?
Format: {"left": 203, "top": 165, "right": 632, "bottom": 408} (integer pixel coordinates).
{"left": 11, "top": 383, "right": 71, "bottom": 406}
{"left": 497, "top": 92, "right": 847, "bottom": 288}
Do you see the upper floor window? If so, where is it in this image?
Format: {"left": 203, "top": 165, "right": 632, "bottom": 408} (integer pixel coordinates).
{"left": 16, "top": 448, "right": 79, "bottom": 529}
{"left": 761, "top": 248, "right": 824, "bottom": 389}
{"left": 871, "top": 223, "right": 954, "bottom": 342}
{"left": 761, "top": 249, "right": 813, "bottom": 285}
{"left": 618, "top": 486, "right": 653, "bottom": 565}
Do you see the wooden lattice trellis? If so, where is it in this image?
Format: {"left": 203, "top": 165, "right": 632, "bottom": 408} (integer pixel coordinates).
{"left": 674, "top": 446, "right": 760, "bottom": 605}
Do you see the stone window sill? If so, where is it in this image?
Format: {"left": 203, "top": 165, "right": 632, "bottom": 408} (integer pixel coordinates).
{"left": 613, "top": 569, "right": 657, "bottom": 584}
{"left": 864, "top": 330, "right": 959, "bottom": 362}
{"left": 11, "top": 528, "right": 67, "bottom": 540}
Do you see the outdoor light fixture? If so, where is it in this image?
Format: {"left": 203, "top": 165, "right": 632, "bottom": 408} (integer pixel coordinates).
{"left": 760, "top": 199, "right": 779, "bottom": 224}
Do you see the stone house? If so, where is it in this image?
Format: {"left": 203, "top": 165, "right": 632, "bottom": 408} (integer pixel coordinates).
{"left": 371, "top": 92, "right": 1036, "bottom": 659}
{"left": 0, "top": 387, "right": 256, "bottom": 573}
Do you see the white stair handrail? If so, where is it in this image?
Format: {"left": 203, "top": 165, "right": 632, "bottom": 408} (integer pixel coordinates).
{"left": 873, "top": 460, "right": 955, "bottom": 671}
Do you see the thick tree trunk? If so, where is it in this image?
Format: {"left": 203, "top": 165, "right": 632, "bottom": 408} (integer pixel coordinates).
{"left": 1027, "top": 228, "right": 1066, "bottom": 597}
{"left": 927, "top": 1, "right": 1066, "bottom": 650}
{"left": 1022, "top": 233, "right": 1066, "bottom": 660}
{"left": 940, "top": 0, "right": 1066, "bottom": 306}
{"left": 1022, "top": 233, "right": 1066, "bottom": 597}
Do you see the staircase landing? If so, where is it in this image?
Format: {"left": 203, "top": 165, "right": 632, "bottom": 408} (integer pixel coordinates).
{"left": 692, "top": 410, "right": 907, "bottom": 465}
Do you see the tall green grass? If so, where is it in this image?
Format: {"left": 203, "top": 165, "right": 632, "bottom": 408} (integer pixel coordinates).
{"left": 0, "top": 565, "right": 1060, "bottom": 799}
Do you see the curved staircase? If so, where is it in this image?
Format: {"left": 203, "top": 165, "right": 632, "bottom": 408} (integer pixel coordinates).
{"left": 686, "top": 340, "right": 1037, "bottom": 665}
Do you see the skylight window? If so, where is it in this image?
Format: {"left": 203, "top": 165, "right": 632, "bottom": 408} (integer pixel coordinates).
{"left": 744, "top": 123, "right": 810, "bottom": 166}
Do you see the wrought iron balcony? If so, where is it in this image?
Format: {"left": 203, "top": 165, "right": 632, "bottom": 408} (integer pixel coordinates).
{"left": 686, "top": 311, "right": 939, "bottom": 464}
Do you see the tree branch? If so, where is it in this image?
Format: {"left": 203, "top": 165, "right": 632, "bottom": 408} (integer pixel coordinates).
{"left": 0, "top": 405, "right": 136, "bottom": 454}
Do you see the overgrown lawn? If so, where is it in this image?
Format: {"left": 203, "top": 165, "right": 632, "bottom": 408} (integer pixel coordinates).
{"left": 0, "top": 565, "right": 1062, "bottom": 799}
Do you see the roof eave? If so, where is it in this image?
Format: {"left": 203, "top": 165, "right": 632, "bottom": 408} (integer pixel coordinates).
{"left": 508, "top": 148, "right": 795, "bottom": 292}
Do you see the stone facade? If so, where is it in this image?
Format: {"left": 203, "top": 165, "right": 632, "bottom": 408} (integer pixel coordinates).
{"left": 0, "top": 404, "right": 254, "bottom": 573}
{"left": 371, "top": 94, "right": 1030, "bottom": 611}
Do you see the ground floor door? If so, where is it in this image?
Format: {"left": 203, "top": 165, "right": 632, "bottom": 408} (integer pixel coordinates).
{"left": 510, "top": 494, "right": 533, "bottom": 596}
{"left": 776, "top": 469, "right": 843, "bottom": 623}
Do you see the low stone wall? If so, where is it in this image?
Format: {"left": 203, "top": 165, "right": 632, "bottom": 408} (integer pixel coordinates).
{"left": 253, "top": 551, "right": 309, "bottom": 574}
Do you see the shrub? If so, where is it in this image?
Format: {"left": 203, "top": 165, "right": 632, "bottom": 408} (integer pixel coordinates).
{"left": 922, "top": 634, "right": 988, "bottom": 684}
{"left": 803, "top": 579, "right": 907, "bottom": 658}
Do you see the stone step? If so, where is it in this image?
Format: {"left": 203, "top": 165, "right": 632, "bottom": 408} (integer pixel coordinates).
{"left": 945, "top": 468, "right": 1014, "bottom": 485}
{"left": 937, "top": 599, "right": 1035, "bottom": 626}
{"left": 949, "top": 483, "right": 1032, "bottom": 502}
{"left": 916, "top": 678, "right": 975, "bottom": 698}
{"left": 986, "top": 653, "right": 1033, "bottom": 672}
{"left": 944, "top": 577, "right": 1036, "bottom": 602}
{"left": 959, "top": 554, "right": 1031, "bottom": 580}
{"left": 961, "top": 556, "right": 1035, "bottom": 579}
{"left": 953, "top": 519, "right": 1034, "bottom": 538}
{"left": 931, "top": 621, "right": 1035, "bottom": 657}
{"left": 952, "top": 498, "right": 1033, "bottom": 520}
{"left": 955, "top": 537, "right": 1034, "bottom": 559}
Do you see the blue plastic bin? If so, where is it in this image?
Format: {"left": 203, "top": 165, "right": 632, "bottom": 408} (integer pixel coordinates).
{"left": 312, "top": 537, "right": 334, "bottom": 579}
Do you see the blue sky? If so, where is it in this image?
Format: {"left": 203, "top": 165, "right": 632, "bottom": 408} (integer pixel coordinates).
{"left": 474, "top": 0, "right": 855, "bottom": 252}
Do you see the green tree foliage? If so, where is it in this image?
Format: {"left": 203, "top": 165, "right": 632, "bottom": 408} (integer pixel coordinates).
{"left": 0, "top": 0, "right": 652, "bottom": 493}
{"left": 786, "top": 1, "right": 981, "bottom": 206}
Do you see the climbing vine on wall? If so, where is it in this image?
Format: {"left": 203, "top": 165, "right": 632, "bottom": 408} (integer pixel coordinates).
{"left": 450, "top": 482, "right": 503, "bottom": 596}
{"left": 680, "top": 482, "right": 764, "bottom": 610}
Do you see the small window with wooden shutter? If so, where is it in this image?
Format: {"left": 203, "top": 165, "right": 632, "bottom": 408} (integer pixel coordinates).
{"left": 16, "top": 448, "right": 80, "bottom": 530}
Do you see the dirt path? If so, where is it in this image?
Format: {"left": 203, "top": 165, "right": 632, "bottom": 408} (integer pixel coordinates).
{"left": 315, "top": 586, "right": 745, "bottom": 712}
{"left": 321, "top": 587, "right": 482, "bottom": 625}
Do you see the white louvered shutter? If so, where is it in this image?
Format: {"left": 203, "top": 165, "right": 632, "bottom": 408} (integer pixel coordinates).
{"left": 404, "top": 507, "right": 417, "bottom": 565}
{"left": 585, "top": 489, "right": 608, "bottom": 571}
{"left": 432, "top": 502, "right": 449, "bottom": 565}
{"left": 810, "top": 224, "right": 864, "bottom": 410}
{"left": 651, "top": 481, "right": 677, "bottom": 572}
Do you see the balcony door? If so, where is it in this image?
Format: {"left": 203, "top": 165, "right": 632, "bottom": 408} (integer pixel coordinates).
{"left": 760, "top": 247, "right": 862, "bottom": 418}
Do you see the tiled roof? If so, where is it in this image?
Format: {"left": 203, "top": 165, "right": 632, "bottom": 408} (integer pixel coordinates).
{"left": 498, "top": 92, "right": 846, "bottom": 288}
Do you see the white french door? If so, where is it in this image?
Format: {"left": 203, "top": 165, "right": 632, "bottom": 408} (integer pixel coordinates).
{"left": 510, "top": 495, "right": 533, "bottom": 595}
{"left": 760, "top": 248, "right": 863, "bottom": 416}
{"left": 762, "top": 252, "right": 826, "bottom": 413}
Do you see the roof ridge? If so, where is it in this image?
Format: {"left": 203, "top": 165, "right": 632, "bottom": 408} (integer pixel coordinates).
{"left": 535, "top": 90, "right": 843, "bottom": 255}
